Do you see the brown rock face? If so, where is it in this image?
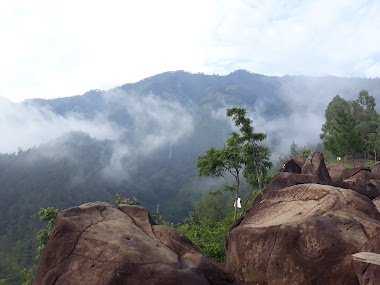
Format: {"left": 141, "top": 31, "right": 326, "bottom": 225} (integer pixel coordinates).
{"left": 327, "top": 163, "right": 345, "bottom": 181}
{"left": 353, "top": 180, "right": 380, "bottom": 200}
{"left": 226, "top": 184, "right": 380, "bottom": 285}
{"left": 253, "top": 172, "right": 322, "bottom": 206}
{"left": 35, "top": 202, "right": 242, "bottom": 285}
{"left": 343, "top": 169, "right": 380, "bottom": 200}
{"left": 327, "top": 161, "right": 380, "bottom": 200}
{"left": 281, "top": 159, "right": 302, "bottom": 174}
{"left": 293, "top": 156, "right": 307, "bottom": 169}
{"left": 342, "top": 168, "right": 372, "bottom": 181}
{"left": 301, "top": 152, "right": 331, "bottom": 182}
{"left": 256, "top": 152, "right": 350, "bottom": 206}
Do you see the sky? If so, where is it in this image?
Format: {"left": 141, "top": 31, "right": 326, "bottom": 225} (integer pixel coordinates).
{"left": 1, "top": 0, "right": 380, "bottom": 102}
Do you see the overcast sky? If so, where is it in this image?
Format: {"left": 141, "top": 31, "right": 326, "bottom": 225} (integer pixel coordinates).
{"left": 1, "top": 0, "right": 380, "bottom": 102}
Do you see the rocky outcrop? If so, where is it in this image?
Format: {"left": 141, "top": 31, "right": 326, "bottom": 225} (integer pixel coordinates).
{"left": 34, "top": 202, "right": 243, "bottom": 285}
{"left": 256, "top": 152, "right": 331, "bottom": 206}
{"left": 226, "top": 184, "right": 380, "bottom": 285}
{"left": 296, "top": 154, "right": 380, "bottom": 200}
{"left": 281, "top": 153, "right": 329, "bottom": 180}
{"left": 342, "top": 167, "right": 372, "bottom": 181}
{"left": 228, "top": 153, "right": 380, "bottom": 284}
{"left": 253, "top": 172, "right": 322, "bottom": 206}
{"left": 293, "top": 156, "right": 307, "bottom": 170}
{"left": 281, "top": 152, "right": 331, "bottom": 182}
{"left": 327, "top": 163, "right": 347, "bottom": 181}
{"left": 301, "top": 152, "right": 331, "bottom": 182}
{"left": 338, "top": 168, "right": 380, "bottom": 200}
{"left": 352, "top": 179, "right": 380, "bottom": 200}
{"left": 281, "top": 158, "right": 302, "bottom": 174}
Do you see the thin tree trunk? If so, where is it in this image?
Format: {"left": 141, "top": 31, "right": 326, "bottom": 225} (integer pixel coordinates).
{"left": 234, "top": 173, "right": 240, "bottom": 221}
{"left": 252, "top": 146, "right": 263, "bottom": 195}
{"left": 234, "top": 192, "right": 238, "bottom": 221}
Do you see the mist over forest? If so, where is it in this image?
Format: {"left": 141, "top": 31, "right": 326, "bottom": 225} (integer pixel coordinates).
{"left": 3, "top": 70, "right": 380, "bottom": 154}
{"left": 1, "top": 69, "right": 380, "bottom": 278}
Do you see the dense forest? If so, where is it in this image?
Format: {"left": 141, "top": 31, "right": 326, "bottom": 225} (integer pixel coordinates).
{"left": 1, "top": 70, "right": 380, "bottom": 283}
{"left": 321, "top": 90, "right": 380, "bottom": 163}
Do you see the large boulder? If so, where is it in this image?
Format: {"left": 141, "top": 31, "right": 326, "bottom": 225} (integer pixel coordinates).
{"left": 280, "top": 155, "right": 307, "bottom": 174}
{"left": 342, "top": 167, "right": 372, "bottom": 181}
{"left": 301, "top": 152, "right": 331, "bottom": 182}
{"left": 327, "top": 163, "right": 347, "bottom": 181}
{"left": 252, "top": 172, "right": 322, "bottom": 206}
{"left": 281, "top": 158, "right": 302, "bottom": 174}
{"left": 327, "top": 164, "right": 374, "bottom": 183}
{"left": 255, "top": 152, "right": 343, "bottom": 206}
{"left": 34, "top": 202, "right": 242, "bottom": 285}
{"left": 343, "top": 169, "right": 374, "bottom": 185}
{"left": 343, "top": 169, "right": 380, "bottom": 199}
{"left": 352, "top": 180, "right": 380, "bottom": 200}
{"left": 294, "top": 156, "right": 307, "bottom": 170}
{"left": 226, "top": 184, "right": 380, "bottom": 285}
{"left": 281, "top": 153, "right": 330, "bottom": 181}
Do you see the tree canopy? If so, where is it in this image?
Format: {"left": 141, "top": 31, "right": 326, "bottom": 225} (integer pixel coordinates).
{"left": 196, "top": 107, "right": 272, "bottom": 220}
{"left": 320, "top": 90, "right": 380, "bottom": 164}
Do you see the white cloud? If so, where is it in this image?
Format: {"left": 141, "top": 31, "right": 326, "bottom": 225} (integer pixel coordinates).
{"left": 102, "top": 91, "right": 194, "bottom": 179}
{"left": 0, "top": 97, "right": 124, "bottom": 153}
{"left": 106, "top": 90, "right": 194, "bottom": 154}
{"left": 0, "top": 90, "right": 194, "bottom": 177}
{"left": 204, "top": 0, "right": 380, "bottom": 77}
{"left": 1, "top": 90, "right": 194, "bottom": 149}
{"left": 0, "top": 0, "right": 380, "bottom": 102}
{"left": 0, "top": 0, "right": 211, "bottom": 101}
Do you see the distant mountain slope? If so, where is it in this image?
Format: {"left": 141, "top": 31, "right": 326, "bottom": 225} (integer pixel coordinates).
{"left": 28, "top": 69, "right": 380, "bottom": 119}
{"left": 34, "top": 70, "right": 380, "bottom": 155}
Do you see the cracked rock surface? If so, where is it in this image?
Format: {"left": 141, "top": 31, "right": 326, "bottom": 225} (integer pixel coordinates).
{"left": 34, "top": 202, "right": 243, "bottom": 285}
{"left": 225, "top": 184, "right": 380, "bottom": 285}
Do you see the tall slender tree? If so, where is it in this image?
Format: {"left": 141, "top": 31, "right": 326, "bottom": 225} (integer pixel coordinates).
{"left": 197, "top": 107, "right": 272, "bottom": 220}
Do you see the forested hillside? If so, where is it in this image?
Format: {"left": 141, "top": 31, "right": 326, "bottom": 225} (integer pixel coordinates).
{"left": 1, "top": 70, "right": 380, "bottom": 281}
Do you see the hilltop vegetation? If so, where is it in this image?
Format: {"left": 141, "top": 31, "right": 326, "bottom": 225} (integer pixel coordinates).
{"left": 321, "top": 90, "right": 380, "bottom": 165}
